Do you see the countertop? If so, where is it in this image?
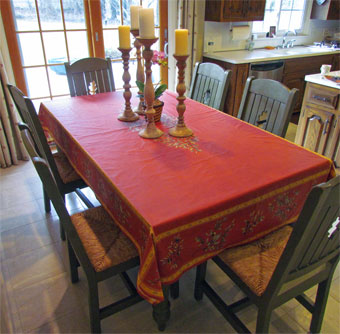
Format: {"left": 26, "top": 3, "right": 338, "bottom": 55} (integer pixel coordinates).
{"left": 305, "top": 71, "right": 340, "bottom": 90}
{"left": 203, "top": 46, "right": 340, "bottom": 64}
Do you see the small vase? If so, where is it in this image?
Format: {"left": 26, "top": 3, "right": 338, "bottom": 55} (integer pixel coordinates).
{"left": 143, "top": 99, "right": 164, "bottom": 123}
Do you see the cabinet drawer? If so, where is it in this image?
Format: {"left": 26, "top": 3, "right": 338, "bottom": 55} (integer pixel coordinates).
{"left": 284, "top": 55, "right": 334, "bottom": 75}
{"left": 306, "top": 85, "right": 339, "bottom": 110}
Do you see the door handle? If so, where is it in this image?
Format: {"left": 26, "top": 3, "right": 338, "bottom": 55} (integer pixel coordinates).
{"left": 164, "top": 43, "right": 169, "bottom": 58}
{"left": 309, "top": 115, "right": 321, "bottom": 122}
{"left": 323, "top": 119, "right": 330, "bottom": 135}
{"left": 312, "top": 95, "right": 331, "bottom": 103}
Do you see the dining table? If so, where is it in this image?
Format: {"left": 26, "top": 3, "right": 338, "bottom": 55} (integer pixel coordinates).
{"left": 39, "top": 89, "right": 335, "bottom": 330}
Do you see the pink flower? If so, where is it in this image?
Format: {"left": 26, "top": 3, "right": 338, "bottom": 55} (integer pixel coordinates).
{"left": 152, "top": 50, "right": 168, "bottom": 67}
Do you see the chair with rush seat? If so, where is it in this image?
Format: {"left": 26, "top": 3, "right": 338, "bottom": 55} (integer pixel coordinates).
{"left": 65, "top": 57, "right": 115, "bottom": 96}
{"left": 194, "top": 175, "right": 340, "bottom": 333}
{"left": 20, "top": 126, "right": 143, "bottom": 333}
{"left": 237, "top": 77, "right": 298, "bottom": 137}
{"left": 8, "top": 84, "right": 93, "bottom": 239}
{"left": 188, "top": 62, "right": 231, "bottom": 111}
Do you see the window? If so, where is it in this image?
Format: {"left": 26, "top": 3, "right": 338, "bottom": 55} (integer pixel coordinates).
{"left": 2, "top": 0, "right": 166, "bottom": 102}
{"left": 253, "top": 0, "right": 307, "bottom": 34}
{"left": 9, "top": 0, "right": 89, "bottom": 100}
{"left": 101, "top": 0, "right": 160, "bottom": 89}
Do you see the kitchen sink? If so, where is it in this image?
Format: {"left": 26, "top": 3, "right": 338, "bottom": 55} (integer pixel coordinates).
{"left": 261, "top": 46, "right": 338, "bottom": 57}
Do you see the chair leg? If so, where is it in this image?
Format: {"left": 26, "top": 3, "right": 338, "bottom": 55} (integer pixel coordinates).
{"left": 256, "top": 307, "right": 272, "bottom": 334}
{"left": 194, "top": 262, "right": 207, "bottom": 301}
{"left": 67, "top": 240, "right": 79, "bottom": 283}
{"left": 88, "top": 279, "right": 101, "bottom": 333}
{"left": 43, "top": 187, "right": 51, "bottom": 213}
{"left": 59, "top": 194, "right": 66, "bottom": 241}
{"left": 170, "top": 281, "right": 179, "bottom": 299}
{"left": 310, "top": 278, "right": 333, "bottom": 333}
{"left": 59, "top": 222, "right": 66, "bottom": 241}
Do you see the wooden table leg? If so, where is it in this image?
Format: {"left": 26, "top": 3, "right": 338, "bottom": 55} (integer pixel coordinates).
{"left": 152, "top": 285, "right": 170, "bottom": 331}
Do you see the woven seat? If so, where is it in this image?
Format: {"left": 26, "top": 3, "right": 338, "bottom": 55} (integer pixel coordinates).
{"left": 72, "top": 206, "right": 138, "bottom": 272}
{"left": 218, "top": 226, "right": 292, "bottom": 296}
{"left": 53, "top": 151, "right": 81, "bottom": 184}
{"left": 195, "top": 175, "right": 340, "bottom": 334}
{"left": 20, "top": 127, "right": 142, "bottom": 333}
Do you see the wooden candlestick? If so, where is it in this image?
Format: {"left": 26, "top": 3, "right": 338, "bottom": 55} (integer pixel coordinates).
{"left": 169, "top": 54, "right": 193, "bottom": 137}
{"left": 131, "top": 29, "right": 145, "bottom": 115}
{"left": 117, "top": 47, "right": 139, "bottom": 122}
{"left": 136, "top": 37, "right": 163, "bottom": 139}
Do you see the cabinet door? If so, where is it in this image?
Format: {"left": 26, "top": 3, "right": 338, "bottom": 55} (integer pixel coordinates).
{"left": 295, "top": 106, "right": 334, "bottom": 155}
{"left": 282, "top": 77, "right": 304, "bottom": 113}
{"left": 283, "top": 55, "right": 335, "bottom": 113}
{"left": 325, "top": 115, "right": 340, "bottom": 171}
{"left": 246, "top": 0, "right": 266, "bottom": 21}
{"left": 205, "top": 0, "right": 224, "bottom": 21}
{"left": 311, "top": 0, "right": 340, "bottom": 20}
{"left": 222, "top": 0, "right": 245, "bottom": 21}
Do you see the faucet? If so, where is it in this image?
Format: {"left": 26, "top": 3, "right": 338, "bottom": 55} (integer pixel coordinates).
{"left": 281, "top": 30, "right": 297, "bottom": 48}
{"left": 285, "top": 39, "right": 296, "bottom": 48}
{"left": 277, "top": 30, "right": 297, "bottom": 49}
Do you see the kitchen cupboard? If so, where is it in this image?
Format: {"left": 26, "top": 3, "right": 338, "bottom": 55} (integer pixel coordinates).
{"left": 310, "top": 0, "right": 340, "bottom": 20}
{"left": 282, "top": 54, "right": 337, "bottom": 113}
{"left": 295, "top": 82, "right": 340, "bottom": 175}
{"left": 205, "top": 0, "right": 266, "bottom": 22}
{"left": 203, "top": 53, "right": 339, "bottom": 117}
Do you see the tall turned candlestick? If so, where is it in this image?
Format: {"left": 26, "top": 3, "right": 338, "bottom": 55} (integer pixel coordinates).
{"left": 169, "top": 54, "right": 193, "bottom": 137}
{"left": 117, "top": 48, "right": 139, "bottom": 122}
{"left": 137, "top": 37, "right": 163, "bottom": 139}
{"left": 131, "top": 29, "right": 145, "bottom": 115}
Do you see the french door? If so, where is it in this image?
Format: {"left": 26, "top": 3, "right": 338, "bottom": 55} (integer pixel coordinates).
{"left": 1, "top": 0, "right": 167, "bottom": 102}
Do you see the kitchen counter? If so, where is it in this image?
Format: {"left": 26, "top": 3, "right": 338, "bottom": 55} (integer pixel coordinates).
{"left": 305, "top": 71, "right": 340, "bottom": 90}
{"left": 204, "top": 46, "right": 340, "bottom": 64}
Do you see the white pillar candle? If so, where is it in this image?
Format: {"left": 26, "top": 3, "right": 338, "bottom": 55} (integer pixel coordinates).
{"left": 139, "top": 8, "right": 155, "bottom": 38}
{"left": 175, "top": 29, "right": 188, "bottom": 56}
{"left": 118, "top": 26, "right": 131, "bottom": 49}
{"left": 130, "top": 5, "right": 141, "bottom": 30}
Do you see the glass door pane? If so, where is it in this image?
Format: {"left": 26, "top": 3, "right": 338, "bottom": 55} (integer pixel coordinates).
{"left": 10, "top": 0, "right": 89, "bottom": 101}
{"left": 101, "top": 0, "right": 162, "bottom": 89}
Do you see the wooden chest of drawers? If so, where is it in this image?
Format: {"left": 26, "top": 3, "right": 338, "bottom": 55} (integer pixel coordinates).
{"left": 295, "top": 82, "right": 340, "bottom": 174}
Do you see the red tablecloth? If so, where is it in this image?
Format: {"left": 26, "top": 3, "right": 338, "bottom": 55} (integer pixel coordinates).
{"left": 39, "top": 90, "right": 335, "bottom": 304}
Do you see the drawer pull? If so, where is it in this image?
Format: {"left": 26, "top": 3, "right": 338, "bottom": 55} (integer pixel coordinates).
{"left": 312, "top": 95, "right": 331, "bottom": 103}
{"left": 323, "top": 119, "right": 330, "bottom": 135}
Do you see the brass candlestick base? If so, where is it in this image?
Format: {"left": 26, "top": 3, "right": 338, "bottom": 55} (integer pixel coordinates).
{"left": 117, "top": 47, "right": 139, "bottom": 122}
{"left": 137, "top": 37, "right": 163, "bottom": 139}
{"left": 131, "top": 29, "right": 145, "bottom": 115}
{"left": 169, "top": 54, "right": 193, "bottom": 138}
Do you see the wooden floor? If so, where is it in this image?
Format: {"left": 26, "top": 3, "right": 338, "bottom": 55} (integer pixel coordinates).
{"left": 1, "top": 124, "right": 339, "bottom": 333}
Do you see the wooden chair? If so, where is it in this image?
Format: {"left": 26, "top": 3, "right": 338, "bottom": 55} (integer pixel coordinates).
{"left": 8, "top": 84, "right": 93, "bottom": 238}
{"left": 65, "top": 57, "right": 115, "bottom": 97}
{"left": 188, "top": 62, "right": 231, "bottom": 111}
{"left": 20, "top": 126, "right": 143, "bottom": 333}
{"left": 195, "top": 175, "right": 340, "bottom": 333}
{"left": 237, "top": 77, "right": 298, "bottom": 137}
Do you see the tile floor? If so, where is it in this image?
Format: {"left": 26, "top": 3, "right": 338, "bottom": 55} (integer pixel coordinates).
{"left": 1, "top": 123, "right": 339, "bottom": 333}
